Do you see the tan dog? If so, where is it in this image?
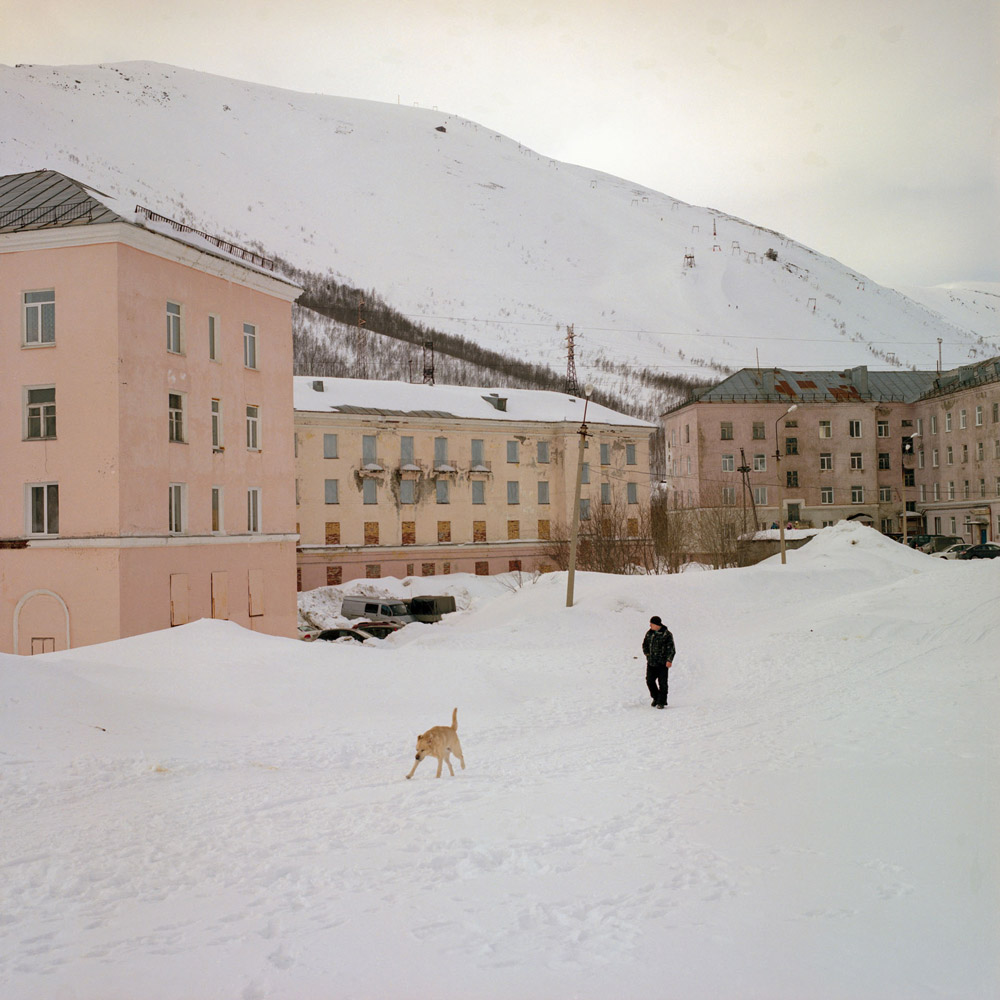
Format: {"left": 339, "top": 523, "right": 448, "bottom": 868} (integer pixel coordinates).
{"left": 405, "top": 707, "right": 465, "bottom": 779}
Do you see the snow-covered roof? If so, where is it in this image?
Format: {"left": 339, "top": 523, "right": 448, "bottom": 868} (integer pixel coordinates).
{"left": 294, "top": 377, "right": 654, "bottom": 428}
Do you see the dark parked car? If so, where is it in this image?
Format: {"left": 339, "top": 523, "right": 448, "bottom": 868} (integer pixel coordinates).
{"left": 354, "top": 621, "right": 404, "bottom": 639}
{"left": 316, "top": 627, "right": 373, "bottom": 643}
{"left": 957, "top": 543, "right": 1000, "bottom": 560}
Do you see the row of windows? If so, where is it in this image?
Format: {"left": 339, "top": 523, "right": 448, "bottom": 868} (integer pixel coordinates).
{"left": 317, "top": 477, "right": 641, "bottom": 506}
{"left": 19, "top": 387, "right": 262, "bottom": 450}
{"left": 718, "top": 484, "right": 875, "bottom": 506}
{"left": 20, "top": 291, "right": 262, "bottom": 369}
{"left": 919, "top": 479, "right": 1000, "bottom": 501}
{"left": 319, "top": 511, "right": 643, "bottom": 548}
{"left": 715, "top": 418, "right": 872, "bottom": 442}
{"left": 321, "top": 433, "right": 638, "bottom": 467}
{"left": 716, "top": 451, "right": 896, "bottom": 473}
{"left": 921, "top": 405, "right": 999, "bottom": 434}
{"left": 23, "top": 482, "right": 264, "bottom": 537}
{"left": 920, "top": 440, "right": 1000, "bottom": 466}
{"left": 305, "top": 559, "right": 529, "bottom": 588}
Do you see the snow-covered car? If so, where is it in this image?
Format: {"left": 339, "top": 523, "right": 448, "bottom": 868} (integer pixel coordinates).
{"left": 353, "top": 621, "right": 404, "bottom": 639}
{"left": 297, "top": 624, "right": 322, "bottom": 641}
{"left": 957, "top": 542, "right": 1000, "bottom": 560}
{"left": 316, "top": 627, "right": 374, "bottom": 643}
{"left": 932, "top": 543, "right": 971, "bottom": 560}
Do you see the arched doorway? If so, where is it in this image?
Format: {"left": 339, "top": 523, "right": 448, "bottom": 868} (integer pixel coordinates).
{"left": 13, "top": 590, "right": 70, "bottom": 655}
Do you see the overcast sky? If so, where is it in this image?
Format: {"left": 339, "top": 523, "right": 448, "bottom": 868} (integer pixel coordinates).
{"left": 2, "top": 0, "right": 997, "bottom": 289}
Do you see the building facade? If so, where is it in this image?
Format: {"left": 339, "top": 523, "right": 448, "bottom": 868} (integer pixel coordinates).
{"left": 1, "top": 170, "right": 300, "bottom": 653}
{"left": 294, "top": 378, "right": 654, "bottom": 586}
{"left": 662, "top": 361, "right": 1000, "bottom": 543}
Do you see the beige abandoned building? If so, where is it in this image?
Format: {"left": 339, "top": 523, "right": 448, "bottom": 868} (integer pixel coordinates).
{"left": 661, "top": 359, "right": 1000, "bottom": 544}
{"left": 294, "top": 378, "right": 654, "bottom": 586}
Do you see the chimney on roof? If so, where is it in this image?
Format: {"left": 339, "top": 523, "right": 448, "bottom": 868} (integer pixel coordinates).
{"left": 312, "top": 380, "right": 324, "bottom": 392}
{"left": 483, "top": 393, "right": 508, "bottom": 411}
{"left": 848, "top": 366, "right": 869, "bottom": 395}
{"left": 761, "top": 369, "right": 776, "bottom": 396}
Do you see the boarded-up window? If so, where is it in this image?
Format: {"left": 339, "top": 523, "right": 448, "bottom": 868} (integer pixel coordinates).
{"left": 365, "top": 564, "right": 381, "bottom": 579}
{"left": 539, "top": 563, "right": 553, "bottom": 574}
{"left": 170, "top": 573, "right": 189, "bottom": 626}
{"left": 475, "top": 561, "right": 489, "bottom": 576}
{"left": 211, "top": 571, "right": 229, "bottom": 619}
{"left": 421, "top": 562, "right": 436, "bottom": 576}
{"left": 437, "top": 520, "right": 451, "bottom": 542}
{"left": 248, "top": 569, "right": 265, "bottom": 618}
{"left": 507, "top": 520, "right": 520, "bottom": 540}
{"left": 364, "top": 521, "right": 379, "bottom": 545}
{"left": 627, "top": 517, "right": 639, "bottom": 537}
{"left": 406, "top": 563, "right": 414, "bottom": 576}
{"left": 442, "top": 562, "right": 451, "bottom": 574}
{"left": 509, "top": 560, "right": 522, "bottom": 573}
{"left": 325, "top": 521, "right": 340, "bottom": 545}
{"left": 538, "top": 519, "right": 550, "bottom": 540}
{"left": 473, "top": 520, "right": 486, "bottom": 542}
{"left": 326, "top": 565, "right": 342, "bottom": 586}
{"left": 402, "top": 521, "right": 416, "bottom": 545}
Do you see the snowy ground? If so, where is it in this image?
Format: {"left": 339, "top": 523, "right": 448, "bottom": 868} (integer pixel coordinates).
{"left": 2, "top": 522, "right": 997, "bottom": 999}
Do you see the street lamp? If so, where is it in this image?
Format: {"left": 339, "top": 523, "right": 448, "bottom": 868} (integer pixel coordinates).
{"left": 566, "top": 383, "right": 594, "bottom": 607}
{"left": 901, "top": 430, "right": 920, "bottom": 545}
{"left": 774, "top": 403, "right": 798, "bottom": 565}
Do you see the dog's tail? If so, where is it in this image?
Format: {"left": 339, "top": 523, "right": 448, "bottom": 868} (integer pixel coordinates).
{"left": 451, "top": 707, "right": 458, "bottom": 732}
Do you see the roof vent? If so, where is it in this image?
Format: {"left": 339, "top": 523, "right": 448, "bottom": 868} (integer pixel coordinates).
{"left": 483, "top": 393, "right": 507, "bottom": 412}
{"left": 312, "top": 380, "right": 324, "bottom": 392}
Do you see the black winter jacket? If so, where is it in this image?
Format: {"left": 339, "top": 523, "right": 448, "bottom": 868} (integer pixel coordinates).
{"left": 642, "top": 627, "right": 675, "bottom": 666}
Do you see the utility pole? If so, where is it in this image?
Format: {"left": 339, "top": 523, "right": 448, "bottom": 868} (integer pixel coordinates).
{"left": 422, "top": 340, "right": 435, "bottom": 385}
{"left": 566, "top": 384, "right": 594, "bottom": 607}
{"left": 737, "top": 448, "right": 756, "bottom": 536}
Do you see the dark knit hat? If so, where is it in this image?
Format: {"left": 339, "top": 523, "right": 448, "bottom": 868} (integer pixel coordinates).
{"left": 649, "top": 615, "right": 663, "bottom": 626}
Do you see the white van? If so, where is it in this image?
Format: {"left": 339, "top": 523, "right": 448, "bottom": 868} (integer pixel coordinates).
{"left": 340, "top": 597, "right": 416, "bottom": 625}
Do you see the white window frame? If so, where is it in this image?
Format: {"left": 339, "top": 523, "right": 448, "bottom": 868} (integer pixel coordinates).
{"left": 722, "top": 454, "right": 735, "bottom": 472}
{"left": 166, "top": 301, "right": 183, "bottom": 354}
{"left": 820, "top": 486, "right": 834, "bottom": 504}
{"left": 753, "top": 454, "right": 766, "bottom": 472}
{"left": 243, "top": 322, "right": 258, "bottom": 369}
{"left": 23, "top": 289, "right": 56, "bottom": 346}
{"left": 975, "top": 405, "right": 983, "bottom": 427}
{"left": 818, "top": 420, "right": 832, "bottom": 439}
{"left": 168, "top": 483, "right": 187, "bottom": 534}
{"left": 849, "top": 420, "right": 862, "bottom": 438}
{"left": 26, "top": 482, "right": 59, "bottom": 535}
{"left": 879, "top": 486, "right": 892, "bottom": 502}
{"left": 24, "top": 385, "right": 57, "bottom": 440}
{"left": 851, "top": 485, "right": 865, "bottom": 504}
{"left": 877, "top": 420, "right": 889, "bottom": 437}
{"left": 721, "top": 485, "right": 736, "bottom": 505}
{"left": 247, "top": 487, "right": 261, "bottom": 532}
{"left": 820, "top": 453, "right": 832, "bottom": 471}
{"left": 211, "top": 398, "right": 223, "bottom": 451}
{"left": 211, "top": 486, "right": 224, "bottom": 534}
{"left": 850, "top": 453, "right": 863, "bottom": 470}
{"left": 168, "top": 392, "right": 186, "bottom": 444}
{"left": 208, "top": 314, "right": 220, "bottom": 361}
{"left": 246, "top": 405, "right": 260, "bottom": 451}
{"left": 753, "top": 486, "right": 767, "bottom": 505}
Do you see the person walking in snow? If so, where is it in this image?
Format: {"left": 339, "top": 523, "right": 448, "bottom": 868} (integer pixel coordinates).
{"left": 642, "top": 615, "right": 675, "bottom": 709}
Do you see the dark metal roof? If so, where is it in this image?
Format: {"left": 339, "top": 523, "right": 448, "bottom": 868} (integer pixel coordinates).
{"left": 0, "top": 170, "right": 125, "bottom": 232}
{"left": 690, "top": 366, "right": 939, "bottom": 405}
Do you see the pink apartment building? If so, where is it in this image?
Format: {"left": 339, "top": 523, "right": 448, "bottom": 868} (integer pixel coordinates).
{"left": 662, "top": 362, "right": 1000, "bottom": 544}
{"left": 1, "top": 171, "right": 300, "bottom": 654}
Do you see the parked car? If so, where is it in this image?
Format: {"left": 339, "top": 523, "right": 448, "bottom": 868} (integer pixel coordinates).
{"left": 315, "top": 627, "right": 374, "bottom": 643}
{"left": 407, "top": 595, "right": 458, "bottom": 623}
{"left": 340, "top": 596, "right": 416, "bottom": 624}
{"left": 919, "top": 535, "right": 965, "bottom": 554}
{"left": 354, "top": 621, "right": 404, "bottom": 639}
{"left": 957, "top": 543, "right": 1000, "bottom": 560}
{"left": 932, "top": 543, "right": 971, "bottom": 560}
{"left": 297, "top": 623, "right": 322, "bottom": 641}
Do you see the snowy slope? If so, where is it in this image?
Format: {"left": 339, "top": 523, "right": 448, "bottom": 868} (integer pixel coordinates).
{"left": 2, "top": 522, "right": 997, "bottom": 999}
{"left": 2, "top": 60, "right": 996, "bottom": 396}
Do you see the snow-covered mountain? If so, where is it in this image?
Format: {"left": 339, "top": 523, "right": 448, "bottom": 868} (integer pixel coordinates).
{"left": 2, "top": 61, "right": 997, "bottom": 403}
